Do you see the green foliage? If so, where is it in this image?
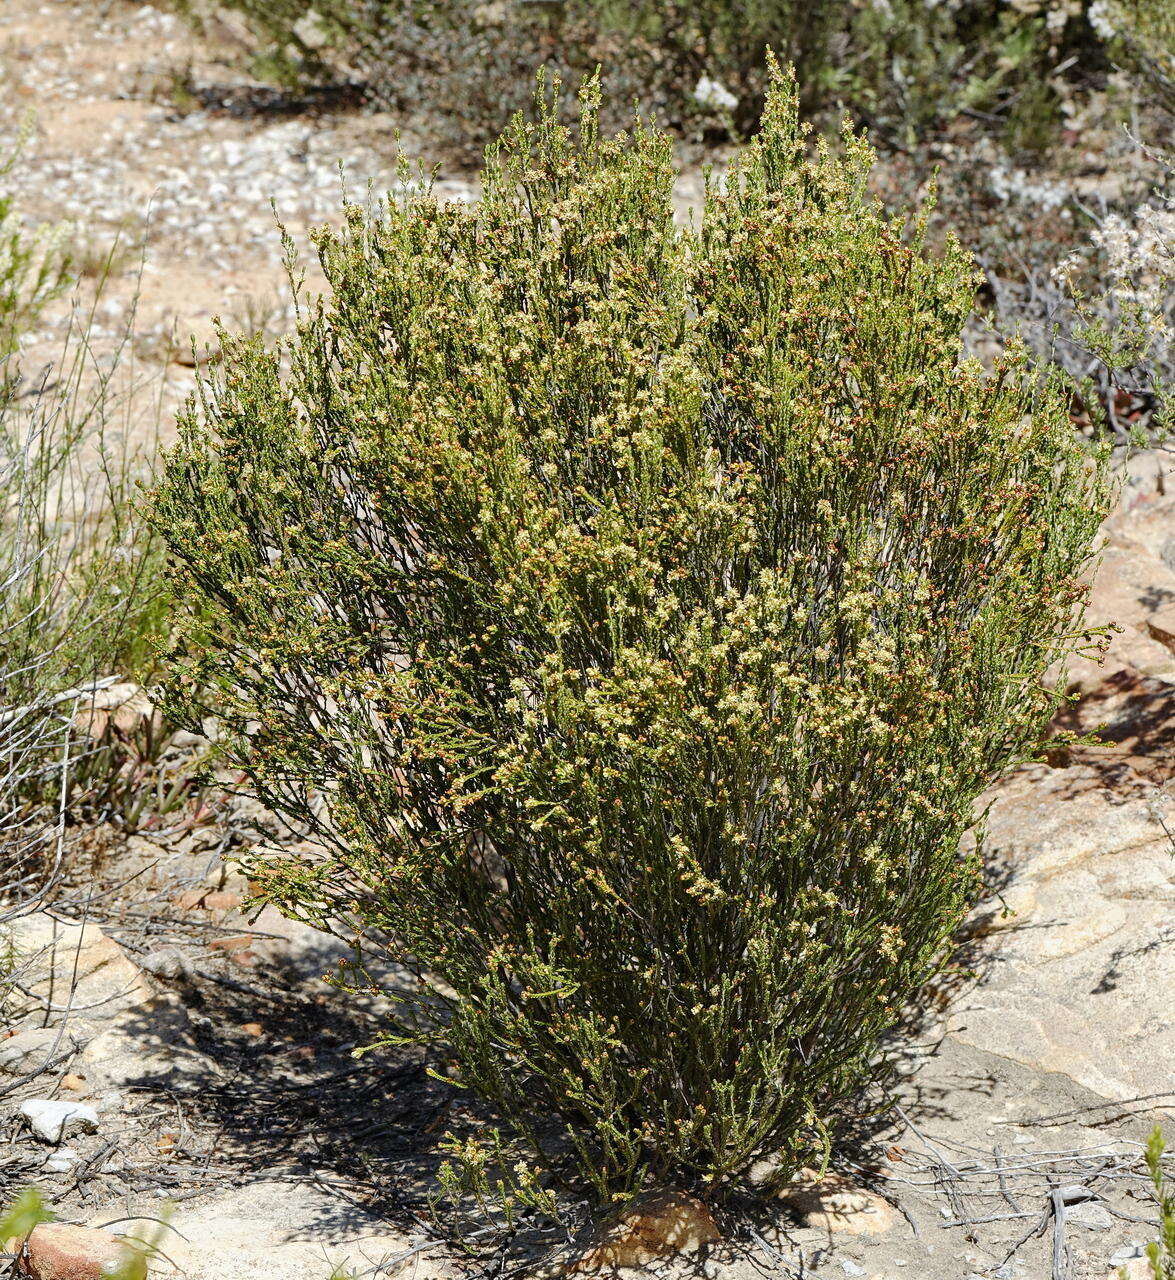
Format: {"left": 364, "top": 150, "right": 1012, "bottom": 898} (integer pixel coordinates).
{"left": 1121, "top": 1128, "right": 1175, "bottom": 1280}
{"left": 590, "top": 0, "right": 836, "bottom": 120}
{"left": 173, "top": 0, "right": 832, "bottom": 151}
{"left": 437, "top": 1128, "right": 560, "bottom": 1227}
{"left": 847, "top": 0, "right": 1100, "bottom": 146}
{"left": 0, "top": 1188, "right": 52, "bottom": 1243}
{"left": 152, "top": 70, "right": 1110, "bottom": 1201}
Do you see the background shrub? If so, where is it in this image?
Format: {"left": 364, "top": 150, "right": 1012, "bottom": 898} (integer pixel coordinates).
{"left": 152, "top": 71, "right": 1109, "bottom": 1202}
{"left": 1098, "top": 0, "right": 1175, "bottom": 108}
{"left": 170, "top": 0, "right": 1169, "bottom": 153}
{"left": 174, "top": 0, "right": 832, "bottom": 152}
{"left": 848, "top": 0, "right": 1103, "bottom": 149}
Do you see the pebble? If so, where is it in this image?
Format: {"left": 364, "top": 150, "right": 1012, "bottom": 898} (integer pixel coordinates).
{"left": 1067, "top": 1200, "right": 1113, "bottom": 1230}
{"left": 0, "top": 1028, "right": 78, "bottom": 1075}
{"left": 19, "top": 1099, "right": 100, "bottom": 1144}
{"left": 1110, "top": 1244, "right": 1147, "bottom": 1265}
{"left": 139, "top": 946, "right": 193, "bottom": 979}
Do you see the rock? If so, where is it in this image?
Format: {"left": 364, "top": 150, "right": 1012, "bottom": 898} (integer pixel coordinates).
{"left": 1146, "top": 603, "right": 1175, "bottom": 654}
{"left": 11, "top": 1222, "right": 146, "bottom": 1280}
{"left": 1067, "top": 1200, "right": 1113, "bottom": 1230}
{"left": 1109, "top": 1243, "right": 1149, "bottom": 1275}
{"left": 138, "top": 947, "right": 193, "bottom": 980}
{"left": 70, "top": 682, "right": 155, "bottom": 741}
{"left": 4, "top": 913, "right": 200, "bottom": 1091}
{"left": 1060, "top": 470, "right": 1175, "bottom": 695}
{"left": 951, "top": 763, "right": 1175, "bottom": 1105}
{"left": 104, "top": 1181, "right": 423, "bottom": 1280}
{"left": 247, "top": 903, "right": 416, "bottom": 999}
{"left": 1053, "top": 665, "right": 1175, "bottom": 789}
{"left": 6, "top": 915, "right": 154, "bottom": 1023}
{"left": 19, "top": 1099, "right": 99, "bottom": 1144}
{"left": 43, "top": 1147, "right": 78, "bottom": 1173}
{"left": 171, "top": 889, "right": 240, "bottom": 913}
{"left": 291, "top": 8, "right": 330, "bottom": 49}
{"left": 780, "top": 1170, "right": 897, "bottom": 1236}
{"left": 569, "top": 1191, "right": 721, "bottom": 1271}
{"left": 79, "top": 999, "right": 202, "bottom": 1089}
{"left": 201, "top": 891, "right": 241, "bottom": 912}
{"left": 693, "top": 75, "right": 739, "bottom": 112}
{"left": 248, "top": 906, "right": 359, "bottom": 982}
{"left": 0, "top": 1027, "right": 79, "bottom": 1075}
{"left": 1112, "top": 1261, "right": 1151, "bottom": 1280}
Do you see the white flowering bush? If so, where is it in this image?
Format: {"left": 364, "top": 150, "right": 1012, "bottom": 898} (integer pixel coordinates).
{"left": 1055, "top": 145, "right": 1174, "bottom": 435}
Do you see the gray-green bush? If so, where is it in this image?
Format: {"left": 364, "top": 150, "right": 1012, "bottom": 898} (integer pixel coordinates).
{"left": 151, "top": 71, "right": 1110, "bottom": 1201}
{"left": 174, "top": 0, "right": 831, "bottom": 151}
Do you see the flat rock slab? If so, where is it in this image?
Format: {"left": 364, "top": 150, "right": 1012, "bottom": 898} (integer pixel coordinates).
{"left": 3, "top": 913, "right": 206, "bottom": 1093}
{"left": 953, "top": 761, "right": 1175, "bottom": 1110}
{"left": 103, "top": 1181, "right": 431, "bottom": 1280}
{"left": 6, "top": 915, "right": 154, "bottom": 1026}
{"left": 568, "top": 1191, "right": 721, "bottom": 1271}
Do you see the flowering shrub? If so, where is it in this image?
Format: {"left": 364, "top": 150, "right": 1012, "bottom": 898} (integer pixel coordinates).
{"left": 152, "top": 70, "right": 1109, "bottom": 1201}
{"left": 1051, "top": 142, "right": 1174, "bottom": 437}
